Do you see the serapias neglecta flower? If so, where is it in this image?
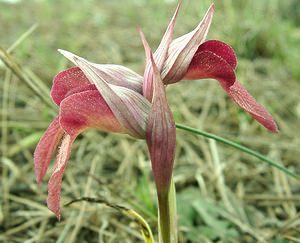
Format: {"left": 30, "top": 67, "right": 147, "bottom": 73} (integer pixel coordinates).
{"left": 34, "top": 45, "right": 175, "bottom": 220}
{"left": 34, "top": 1, "right": 278, "bottom": 221}
{"left": 34, "top": 59, "right": 154, "bottom": 219}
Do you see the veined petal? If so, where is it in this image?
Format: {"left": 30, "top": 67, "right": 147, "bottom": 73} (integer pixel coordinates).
{"left": 143, "top": 40, "right": 176, "bottom": 193}
{"left": 196, "top": 40, "right": 237, "bottom": 69}
{"left": 93, "top": 63, "right": 143, "bottom": 93}
{"left": 59, "top": 89, "right": 127, "bottom": 136}
{"left": 51, "top": 67, "right": 91, "bottom": 105}
{"left": 47, "top": 134, "right": 75, "bottom": 219}
{"left": 161, "top": 4, "right": 214, "bottom": 84}
{"left": 184, "top": 41, "right": 277, "bottom": 132}
{"left": 141, "top": 3, "right": 180, "bottom": 101}
{"left": 184, "top": 41, "right": 237, "bottom": 89}
{"left": 58, "top": 49, "right": 143, "bottom": 93}
{"left": 184, "top": 50, "right": 236, "bottom": 90}
{"left": 228, "top": 81, "right": 278, "bottom": 132}
{"left": 71, "top": 56, "right": 151, "bottom": 138}
{"left": 139, "top": 30, "right": 153, "bottom": 101}
{"left": 154, "top": 2, "right": 181, "bottom": 70}
{"left": 34, "top": 116, "right": 64, "bottom": 183}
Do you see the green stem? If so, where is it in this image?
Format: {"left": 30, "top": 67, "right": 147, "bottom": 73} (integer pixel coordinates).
{"left": 175, "top": 123, "right": 300, "bottom": 181}
{"left": 157, "top": 178, "right": 177, "bottom": 243}
{"left": 169, "top": 177, "right": 177, "bottom": 243}
{"left": 157, "top": 191, "right": 170, "bottom": 243}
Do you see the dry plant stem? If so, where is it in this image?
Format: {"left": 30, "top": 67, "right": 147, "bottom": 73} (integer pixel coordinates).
{"left": 68, "top": 155, "right": 99, "bottom": 243}
{"left": 0, "top": 47, "right": 56, "bottom": 111}
{"left": 1, "top": 69, "right": 12, "bottom": 226}
{"left": 65, "top": 197, "right": 154, "bottom": 243}
{"left": 7, "top": 24, "right": 38, "bottom": 54}
{"left": 175, "top": 123, "right": 300, "bottom": 181}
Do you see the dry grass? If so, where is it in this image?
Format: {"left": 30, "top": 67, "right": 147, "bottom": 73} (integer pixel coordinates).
{"left": 1, "top": 0, "right": 300, "bottom": 242}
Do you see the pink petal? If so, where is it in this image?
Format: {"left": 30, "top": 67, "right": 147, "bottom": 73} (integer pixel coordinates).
{"left": 161, "top": 4, "right": 215, "bottom": 84}
{"left": 184, "top": 50, "right": 236, "bottom": 90}
{"left": 183, "top": 43, "right": 277, "bottom": 132}
{"left": 70, "top": 56, "right": 151, "bottom": 138}
{"left": 59, "top": 89, "right": 127, "bottom": 136}
{"left": 141, "top": 3, "right": 180, "bottom": 100}
{"left": 139, "top": 30, "right": 153, "bottom": 101}
{"left": 51, "top": 67, "right": 91, "bottom": 105}
{"left": 93, "top": 63, "right": 143, "bottom": 93}
{"left": 58, "top": 49, "right": 143, "bottom": 93}
{"left": 47, "top": 134, "right": 75, "bottom": 219}
{"left": 143, "top": 39, "right": 176, "bottom": 193}
{"left": 63, "top": 83, "right": 97, "bottom": 96}
{"left": 153, "top": 2, "right": 181, "bottom": 71}
{"left": 34, "top": 116, "right": 64, "bottom": 183}
{"left": 228, "top": 81, "right": 278, "bottom": 132}
{"left": 196, "top": 40, "right": 237, "bottom": 69}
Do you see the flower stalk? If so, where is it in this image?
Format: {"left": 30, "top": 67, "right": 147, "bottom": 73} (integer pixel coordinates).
{"left": 157, "top": 177, "right": 177, "bottom": 243}
{"left": 158, "top": 191, "right": 171, "bottom": 243}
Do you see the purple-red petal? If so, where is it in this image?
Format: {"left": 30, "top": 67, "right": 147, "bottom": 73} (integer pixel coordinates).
{"left": 47, "top": 134, "right": 76, "bottom": 219}
{"left": 51, "top": 67, "right": 90, "bottom": 105}
{"left": 184, "top": 46, "right": 277, "bottom": 132}
{"left": 59, "top": 90, "right": 127, "bottom": 137}
{"left": 228, "top": 81, "right": 278, "bottom": 132}
{"left": 34, "top": 116, "right": 64, "bottom": 183}
{"left": 196, "top": 40, "right": 237, "bottom": 69}
{"left": 184, "top": 50, "right": 236, "bottom": 90}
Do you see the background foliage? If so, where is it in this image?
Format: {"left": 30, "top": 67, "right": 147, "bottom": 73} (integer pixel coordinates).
{"left": 1, "top": 0, "right": 300, "bottom": 242}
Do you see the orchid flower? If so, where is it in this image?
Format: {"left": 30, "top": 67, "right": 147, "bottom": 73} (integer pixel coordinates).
{"left": 34, "top": 3, "right": 278, "bottom": 243}
{"left": 143, "top": 2, "right": 278, "bottom": 133}
{"left": 31, "top": 58, "right": 137, "bottom": 216}
{"left": 34, "top": 47, "right": 176, "bottom": 220}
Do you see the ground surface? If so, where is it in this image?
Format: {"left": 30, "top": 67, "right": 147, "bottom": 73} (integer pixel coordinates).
{"left": 0, "top": 0, "right": 300, "bottom": 242}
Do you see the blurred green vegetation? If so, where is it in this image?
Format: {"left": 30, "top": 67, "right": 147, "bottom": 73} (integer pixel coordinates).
{"left": 1, "top": 0, "right": 300, "bottom": 242}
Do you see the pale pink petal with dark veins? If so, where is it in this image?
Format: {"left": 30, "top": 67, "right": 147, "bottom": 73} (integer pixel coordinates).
{"left": 161, "top": 4, "right": 215, "bottom": 84}
{"left": 58, "top": 49, "right": 143, "bottom": 93}
{"left": 141, "top": 2, "right": 181, "bottom": 100}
